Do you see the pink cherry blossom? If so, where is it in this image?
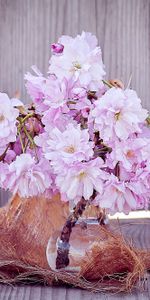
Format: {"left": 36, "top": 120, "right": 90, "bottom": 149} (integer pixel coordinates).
{"left": 4, "top": 149, "right": 16, "bottom": 164}
{"left": 13, "top": 137, "right": 22, "bottom": 156}
{"left": 0, "top": 93, "right": 19, "bottom": 147}
{"left": 7, "top": 154, "right": 52, "bottom": 198}
{"left": 49, "top": 31, "right": 106, "bottom": 90}
{"left": 42, "top": 76, "right": 68, "bottom": 109}
{"left": 132, "top": 166, "right": 150, "bottom": 192}
{"left": 41, "top": 124, "right": 94, "bottom": 168}
{"left": 106, "top": 137, "right": 150, "bottom": 171}
{"left": 25, "top": 71, "right": 47, "bottom": 112}
{"left": 0, "top": 32, "right": 149, "bottom": 214}
{"left": 94, "top": 174, "right": 137, "bottom": 214}
{"left": 41, "top": 107, "right": 73, "bottom": 132}
{"left": 25, "top": 71, "right": 70, "bottom": 112}
{"left": 92, "top": 88, "right": 148, "bottom": 142}
{"left": 56, "top": 158, "right": 106, "bottom": 202}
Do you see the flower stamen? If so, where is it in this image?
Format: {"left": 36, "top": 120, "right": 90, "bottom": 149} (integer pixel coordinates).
{"left": 115, "top": 111, "right": 121, "bottom": 120}
{"left": 64, "top": 145, "right": 76, "bottom": 153}
{"left": 0, "top": 114, "right": 5, "bottom": 123}
{"left": 73, "top": 61, "right": 82, "bottom": 70}
{"left": 78, "top": 171, "right": 87, "bottom": 179}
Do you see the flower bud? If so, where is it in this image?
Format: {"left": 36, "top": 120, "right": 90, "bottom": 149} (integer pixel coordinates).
{"left": 51, "top": 43, "right": 64, "bottom": 55}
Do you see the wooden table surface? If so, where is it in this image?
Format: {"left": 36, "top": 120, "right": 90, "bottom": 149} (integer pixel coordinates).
{"left": 0, "top": 219, "right": 149, "bottom": 300}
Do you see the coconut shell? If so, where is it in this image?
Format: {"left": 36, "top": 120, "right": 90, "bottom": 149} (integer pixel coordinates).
{"left": 0, "top": 193, "right": 69, "bottom": 268}
{"left": 0, "top": 194, "right": 149, "bottom": 292}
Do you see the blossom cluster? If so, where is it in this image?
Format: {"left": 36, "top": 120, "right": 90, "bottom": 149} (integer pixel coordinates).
{"left": 0, "top": 32, "right": 149, "bottom": 214}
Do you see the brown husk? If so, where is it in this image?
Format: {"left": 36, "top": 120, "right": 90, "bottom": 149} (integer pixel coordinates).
{"left": 0, "top": 194, "right": 149, "bottom": 293}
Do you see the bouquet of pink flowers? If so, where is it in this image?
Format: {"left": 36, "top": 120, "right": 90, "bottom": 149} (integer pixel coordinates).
{"left": 0, "top": 31, "right": 149, "bottom": 214}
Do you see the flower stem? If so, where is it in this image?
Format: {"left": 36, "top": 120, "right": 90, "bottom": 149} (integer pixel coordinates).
{"left": 56, "top": 197, "right": 87, "bottom": 269}
{"left": 0, "top": 144, "right": 10, "bottom": 161}
{"left": 21, "top": 113, "right": 34, "bottom": 123}
{"left": 18, "top": 131, "right": 25, "bottom": 153}
{"left": 146, "top": 116, "right": 150, "bottom": 125}
{"left": 102, "top": 79, "right": 113, "bottom": 88}
{"left": 56, "top": 197, "right": 107, "bottom": 269}
{"left": 23, "top": 127, "right": 34, "bottom": 145}
{"left": 17, "top": 113, "right": 34, "bottom": 129}
{"left": 23, "top": 126, "right": 39, "bottom": 162}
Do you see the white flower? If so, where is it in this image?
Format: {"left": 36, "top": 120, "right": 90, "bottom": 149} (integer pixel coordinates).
{"left": 42, "top": 123, "right": 94, "bottom": 167}
{"left": 8, "top": 154, "right": 52, "bottom": 198}
{"left": 56, "top": 158, "right": 106, "bottom": 201}
{"left": 0, "top": 93, "right": 19, "bottom": 146}
{"left": 92, "top": 88, "right": 148, "bottom": 142}
{"left": 49, "top": 32, "right": 105, "bottom": 89}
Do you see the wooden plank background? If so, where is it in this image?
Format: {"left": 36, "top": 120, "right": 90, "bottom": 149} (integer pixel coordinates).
{"left": 0, "top": 0, "right": 150, "bottom": 107}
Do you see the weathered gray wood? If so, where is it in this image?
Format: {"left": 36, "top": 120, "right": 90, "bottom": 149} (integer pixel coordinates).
{"left": 0, "top": 219, "right": 150, "bottom": 299}
{"left": 0, "top": 284, "right": 150, "bottom": 300}
{"left": 0, "top": 0, "right": 150, "bottom": 205}
{"left": 0, "top": 0, "right": 149, "bottom": 107}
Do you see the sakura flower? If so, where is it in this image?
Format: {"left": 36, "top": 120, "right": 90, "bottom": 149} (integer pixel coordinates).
{"left": 42, "top": 76, "right": 68, "bottom": 109}
{"left": 56, "top": 158, "right": 106, "bottom": 202}
{"left": 13, "top": 137, "right": 22, "bottom": 156}
{"left": 43, "top": 174, "right": 59, "bottom": 199}
{"left": 92, "top": 88, "right": 148, "bottom": 142}
{"left": 133, "top": 194, "right": 149, "bottom": 210}
{"left": 0, "top": 93, "right": 19, "bottom": 147}
{"left": 25, "top": 67, "right": 48, "bottom": 112}
{"left": 41, "top": 107, "right": 71, "bottom": 132}
{"left": 138, "top": 123, "right": 150, "bottom": 138}
{"left": 42, "top": 124, "right": 94, "bottom": 168}
{"left": 106, "top": 137, "right": 150, "bottom": 171}
{"left": 127, "top": 169, "right": 150, "bottom": 210}
{"left": 34, "top": 131, "right": 50, "bottom": 153}
{"left": 25, "top": 71, "right": 70, "bottom": 111}
{"left": 7, "top": 154, "right": 52, "bottom": 198}
{"left": 132, "top": 166, "right": 150, "bottom": 192}
{"left": 95, "top": 174, "right": 137, "bottom": 214}
{"left": 49, "top": 32, "right": 106, "bottom": 90}
{"left": 4, "top": 149, "right": 16, "bottom": 164}
{"left": 0, "top": 32, "right": 149, "bottom": 215}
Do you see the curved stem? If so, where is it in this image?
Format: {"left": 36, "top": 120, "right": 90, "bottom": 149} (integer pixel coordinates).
{"left": 56, "top": 197, "right": 87, "bottom": 269}
{"left": 102, "top": 79, "right": 113, "bottom": 88}
{"left": 56, "top": 198, "right": 107, "bottom": 269}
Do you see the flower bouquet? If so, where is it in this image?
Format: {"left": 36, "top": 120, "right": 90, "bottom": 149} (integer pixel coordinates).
{"left": 0, "top": 32, "right": 150, "bottom": 292}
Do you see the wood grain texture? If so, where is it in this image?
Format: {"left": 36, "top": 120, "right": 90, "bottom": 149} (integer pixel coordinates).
{"left": 0, "top": 0, "right": 149, "bottom": 106}
{"left": 0, "top": 220, "right": 150, "bottom": 300}
{"left": 0, "top": 0, "right": 150, "bottom": 205}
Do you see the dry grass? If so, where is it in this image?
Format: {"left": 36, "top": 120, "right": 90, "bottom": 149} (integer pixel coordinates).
{"left": 0, "top": 227, "right": 149, "bottom": 293}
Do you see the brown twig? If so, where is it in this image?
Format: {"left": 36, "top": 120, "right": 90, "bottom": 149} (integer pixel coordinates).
{"left": 56, "top": 197, "right": 87, "bottom": 269}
